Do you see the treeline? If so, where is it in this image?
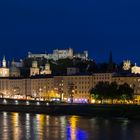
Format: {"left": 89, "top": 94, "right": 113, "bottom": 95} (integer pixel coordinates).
{"left": 90, "top": 82, "right": 134, "bottom": 104}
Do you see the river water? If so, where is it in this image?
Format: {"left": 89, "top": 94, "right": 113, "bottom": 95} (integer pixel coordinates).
{"left": 0, "top": 112, "right": 140, "bottom": 140}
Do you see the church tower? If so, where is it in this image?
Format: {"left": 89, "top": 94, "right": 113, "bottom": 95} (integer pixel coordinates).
{"left": 30, "top": 60, "right": 39, "bottom": 76}
{"left": 123, "top": 60, "right": 131, "bottom": 71}
{"left": 107, "top": 51, "right": 114, "bottom": 72}
{"left": 0, "top": 56, "right": 9, "bottom": 77}
{"left": 11, "top": 58, "right": 15, "bottom": 66}
{"left": 40, "top": 62, "right": 52, "bottom": 75}
{"left": 2, "top": 56, "right": 6, "bottom": 68}
{"left": 10, "top": 59, "right": 20, "bottom": 77}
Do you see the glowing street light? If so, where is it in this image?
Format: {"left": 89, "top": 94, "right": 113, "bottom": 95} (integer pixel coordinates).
{"left": 15, "top": 100, "right": 19, "bottom": 105}
{"left": 3, "top": 99, "right": 7, "bottom": 104}
{"left": 36, "top": 102, "right": 40, "bottom": 105}
{"left": 26, "top": 101, "right": 30, "bottom": 105}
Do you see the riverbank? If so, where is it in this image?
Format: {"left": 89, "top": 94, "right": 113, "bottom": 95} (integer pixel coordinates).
{"left": 0, "top": 103, "right": 140, "bottom": 119}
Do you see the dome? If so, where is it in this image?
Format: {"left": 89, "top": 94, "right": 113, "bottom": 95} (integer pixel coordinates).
{"left": 10, "top": 65, "right": 20, "bottom": 77}
{"left": 10, "top": 66, "right": 20, "bottom": 73}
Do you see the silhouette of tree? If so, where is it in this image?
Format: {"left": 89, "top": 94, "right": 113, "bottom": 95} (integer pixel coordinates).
{"left": 90, "top": 82, "right": 134, "bottom": 104}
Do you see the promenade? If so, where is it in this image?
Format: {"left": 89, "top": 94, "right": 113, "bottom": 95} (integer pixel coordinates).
{"left": 0, "top": 98, "right": 140, "bottom": 119}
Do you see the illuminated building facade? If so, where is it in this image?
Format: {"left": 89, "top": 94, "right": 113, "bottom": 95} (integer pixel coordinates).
{"left": 131, "top": 63, "right": 140, "bottom": 74}
{"left": 54, "top": 73, "right": 112, "bottom": 103}
{"left": 0, "top": 56, "right": 10, "bottom": 77}
{"left": 28, "top": 48, "right": 88, "bottom": 60}
{"left": 30, "top": 61, "right": 52, "bottom": 76}
{"left": 0, "top": 57, "right": 22, "bottom": 78}
{"left": 123, "top": 60, "right": 131, "bottom": 71}
{"left": 0, "top": 72, "right": 140, "bottom": 103}
{"left": 122, "top": 61, "right": 140, "bottom": 74}
{"left": 0, "top": 76, "right": 54, "bottom": 99}
{"left": 30, "top": 76, "right": 54, "bottom": 99}
{"left": 30, "top": 61, "right": 40, "bottom": 76}
{"left": 40, "top": 63, "right": 52, "bottom": 75}
{"left": 0, "top": 73, "right": 112, "bottom": 102}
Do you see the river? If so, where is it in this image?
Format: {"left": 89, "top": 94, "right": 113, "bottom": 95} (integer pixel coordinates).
{"left": 0, "top": 112, "right": 140, "bottom": 140}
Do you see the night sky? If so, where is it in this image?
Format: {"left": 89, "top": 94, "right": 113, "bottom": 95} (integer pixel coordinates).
{"left": 0, "top": 0, "right": 140, "bottom": 63}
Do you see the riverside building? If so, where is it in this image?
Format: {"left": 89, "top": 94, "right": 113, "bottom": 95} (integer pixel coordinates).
{"left": 0, "top": 73, "right": 113, "bottom": 103}
{"left": 0, "top": 70, "right": 140, "bottom": 103}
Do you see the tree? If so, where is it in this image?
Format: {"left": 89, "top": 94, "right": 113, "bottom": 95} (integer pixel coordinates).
{"left": 108, "top": 82, "right": 118, "bottom": 103}
{"left": 90, "top": 88, "right": 101, "bottom": 103}
{"left": 90, "top": 82, "right": 134, "bottom": 104}
{"left": 118, "top": 83, "right": 134, "bottom": 102}
{"left": 90, "top": 82, "right": 110, "bottom": 103}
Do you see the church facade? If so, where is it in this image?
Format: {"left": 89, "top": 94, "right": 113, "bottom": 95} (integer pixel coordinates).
{"left": 30, "top": 61, "right": 52, "bottom": 76}
{"left": 0, "top": 56, "right": 10, "bottom": 77}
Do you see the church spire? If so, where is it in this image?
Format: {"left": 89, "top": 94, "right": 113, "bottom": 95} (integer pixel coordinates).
{"left": 11, "top": 58, "right": 15, "bottom": 67}
{"left": 2, "top": 55, "right": 6, "bottom": 68}
{"left": 107, "top": 51, "right": 113, "bottom": 72}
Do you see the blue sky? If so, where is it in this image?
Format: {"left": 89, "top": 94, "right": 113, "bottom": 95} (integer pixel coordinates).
{"left": 0, "top": 0, "right": 140, "bottom": 64}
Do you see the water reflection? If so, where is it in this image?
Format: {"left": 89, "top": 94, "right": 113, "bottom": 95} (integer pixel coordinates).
{"left": 2, "top": 112, "right": 8, "bottom": 140}
{"left": 11, "top": 113, "right": 20, "bottom": 140}
{"left": 67, "top": 116, "right": 87, "bottom": 140}
{"left": 25, "top": 113, "right": 31, "bottom": 140}
{"left": 69, "top": 116, "right": 77, "bottom": 140}
{"left": 36, "top": 114, "right": 45, "bottom": 140}
{"left": 60, "top": 116, "right": 66, "bottom": 139}
{"left": 0, "top": 112, "right": 139, "bottom": 140}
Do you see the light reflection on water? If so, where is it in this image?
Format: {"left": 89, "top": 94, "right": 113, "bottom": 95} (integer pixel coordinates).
{"left": 11, "top": 113, "right": 20, "bottom": 140}
{"left": 67, "top": 116, "right": 87, "bottom": 140}
{"left": 25, "top": 113, "right": 31, "bottom": 140}
{"left": 2, "top": 112, "right": 8, "bottom": 140}
{"left": 0, "top": 112, "right": 140, "bottom": 140}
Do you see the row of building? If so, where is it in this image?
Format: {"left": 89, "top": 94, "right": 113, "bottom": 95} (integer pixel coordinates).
{"left": 0, "top": 56, "right": 52, "bottom": 77}
{"left": 0, "top": 73, "right": 140, "bottom": 103}
{"left": 1, "top": 50, "right": 140, "bottom": 103}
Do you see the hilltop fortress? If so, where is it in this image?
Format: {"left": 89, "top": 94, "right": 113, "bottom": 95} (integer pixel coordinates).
{"left": 28, "top": 48, "right": 88, "bottom": 60}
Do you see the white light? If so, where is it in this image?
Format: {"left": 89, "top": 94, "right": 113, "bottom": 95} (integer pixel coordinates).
{"left": 26, "top": 113, "right": 30, "bottom": 121}
{"left": 46, "top": 102, "right": 49, "bottom": 106}
{"left": 3, "top": 112, "right": 7, "bottom": 117}
{"left": 15, "top": 100, "right": 19, "bottom": 105}
{"left": 26, "top": 101, "right": 30, "bottom": 105}
{"left": 36, "top": 102, "right": 40, "bottom": 105}
{"left": 3, "top": 99, "right": 7, "bottom": 104}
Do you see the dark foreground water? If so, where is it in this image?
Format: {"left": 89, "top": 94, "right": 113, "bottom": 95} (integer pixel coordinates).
{"left": 0, "top": 112, "right": 140, "bottom": 140}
